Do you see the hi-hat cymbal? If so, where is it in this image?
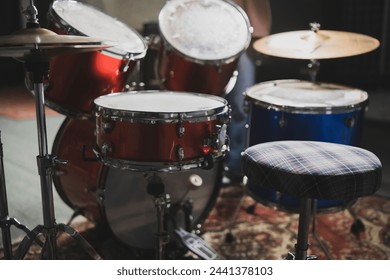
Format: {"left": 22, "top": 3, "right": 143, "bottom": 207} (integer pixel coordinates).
{"left": 253, "top": 29, "right": 380, "bottom": 60}
{"left": 0, "top": 27, "right": 114, "bottom": 61}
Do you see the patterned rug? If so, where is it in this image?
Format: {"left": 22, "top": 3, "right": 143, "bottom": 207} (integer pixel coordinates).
{"left": 202, "top": 185, "right": 390, "bottom": 260}
{"left": 2, "top": 184, "right": 389, "bottom": 260}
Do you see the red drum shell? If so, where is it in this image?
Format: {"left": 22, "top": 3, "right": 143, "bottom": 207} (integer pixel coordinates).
{"left": 46, "top": 51, "right": 137, "bottom": 118}
{"left": 93, "top": 91, "right": 230, "bottom": 171}
{"left": 52, "top": 118, "right": 102, "bottom": 222}
{"left": 157, "top": 48, "right": 238, "bottom": 96}
{"left": 45, "top": 1, "right": 146, "bottom": 118}
{"left": 95, "top": 118, "right": 221, "bottom": 162}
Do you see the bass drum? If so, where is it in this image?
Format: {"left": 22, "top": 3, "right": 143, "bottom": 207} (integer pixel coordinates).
{"left": 52, "top": 117, "right": 221, "bottom": 251}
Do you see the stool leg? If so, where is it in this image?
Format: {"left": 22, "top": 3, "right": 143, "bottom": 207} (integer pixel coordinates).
{"left": 295, "top": 198, "right": 312, "bottom": 260}
{"left": 311, "top": 200, "right": 332, "bottom": 259}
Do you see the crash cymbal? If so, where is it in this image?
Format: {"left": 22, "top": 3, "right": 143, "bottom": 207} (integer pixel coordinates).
{"left": 0, "top": 27, "right": 113, "bottom": 61}
{"left": 253, "top": 29, "right": 380, "bottom": 60}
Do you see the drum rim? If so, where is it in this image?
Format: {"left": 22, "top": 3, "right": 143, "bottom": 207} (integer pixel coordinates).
{"left": 158, "top": 0, "right": 251, "bottom": 65}
{"left": 45, "top": 99, "right": 91, "bottom": 120}
{"left": 245, "top": 79, "right": 369, "bottom": 114}
{"left": 49, "top": 0, "right": 147, "bottom": 59}
{"left": 93, "top": 90, "right": 230, "bottom": 122}
{"left": 93, "top": 146, "right": 225, "bottom": 172}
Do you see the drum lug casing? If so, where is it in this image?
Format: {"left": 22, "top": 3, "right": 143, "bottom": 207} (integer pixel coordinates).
{"left": 278, "top": 111, "right": 287, "bottom": 128}
{"left": 120, "top": 53, "right": 135, "bottom": 73}
{"left": 176, "top": 145, "right": 185, "bottom": 161}
{"left": 176, "top": 114, "right": 185, "bottom": 137}
{"left": 213, "top": 124, "right": 228, "bottom": 154}
{"left": 344, "top": 116, "right": 355, "bottom": 128}
{"left": 101, "top": 142, "right": 113, "bottom": 157}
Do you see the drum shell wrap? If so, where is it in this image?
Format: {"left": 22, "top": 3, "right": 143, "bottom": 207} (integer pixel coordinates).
{"left": 157, "top": 47, "right": 239, "bottom": 96}
{"left": 46, "top": 51, "right": 137, "bottom": 118}
{"left": 93, "top": 91, "right": 230, "bottom": 171}
{"left": 95, "top": 117, "right": 222, "bottom": 163}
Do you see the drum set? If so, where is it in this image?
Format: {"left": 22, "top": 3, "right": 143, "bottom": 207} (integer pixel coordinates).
{"left": 0, "top": 0, "right": 380, "bottom": 260}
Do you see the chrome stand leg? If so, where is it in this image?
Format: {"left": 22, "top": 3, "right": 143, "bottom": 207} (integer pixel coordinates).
{"left": 11, "top": 63, "right": 102, "bottom": 260}
{"left": 147, "top": 174, "right": 170, "bottom": 260}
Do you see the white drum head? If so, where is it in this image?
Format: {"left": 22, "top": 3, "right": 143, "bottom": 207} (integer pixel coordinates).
{"left": 246, "top": 80, "right": 368, "bottom": 112}
{"left": 94, "top": 91, "right": 227, "bottom": 115}
{"left": 51, "top": 0, "right": 146, "bottom": 57}
{"left": 159, "top": 0, "right": 251, "bottom": 62}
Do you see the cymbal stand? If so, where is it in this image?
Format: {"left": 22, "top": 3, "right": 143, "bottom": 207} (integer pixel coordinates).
{"left": 11, "top": 58, "right": 102, "bottom": 260}
{"left": 308, "top": 59, "right": 320, "bottom": 82}
{"left": 146, "top": 173, "right": 171, "bottom": 259}
{"left": 12, "top": 1, "right": 102, "bottom": 260}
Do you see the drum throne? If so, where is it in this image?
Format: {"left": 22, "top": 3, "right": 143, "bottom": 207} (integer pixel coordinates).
{"left": 242, "top": 140, "right": 382, "bottom": 259}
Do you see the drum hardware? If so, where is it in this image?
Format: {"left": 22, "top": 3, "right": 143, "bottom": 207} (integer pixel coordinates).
{"left": 223, "top": 70, "right": 239, "bottom": 95}
{"left": 145, "top": 173, "right": 171, "bottom": 259}
{"left": 307, "top": 59, "right": 320, "bottom": 82}
{"left": 278, "top": 112, "right": 287, "bottom": 128}
{"left": 82, "top": 145, "right": 99, "bottom": 162}
{"left": 174, "top": 227, "right": 221, "bottom": 260}
{"left": 344, "top": 116, "right": 356, "bottom": 128}
{"left": 0, "top": 1, "right": 112, "bottom": 260}
{"left": 120, "top": 53, "right": 136, "bottom": 73}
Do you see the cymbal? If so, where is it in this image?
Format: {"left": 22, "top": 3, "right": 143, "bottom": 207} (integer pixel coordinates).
{"left": 253, "top": 30, "right": 380, "bottom": 60}
{"left": 0, "top": 27, "right": 113, "bottom": 61}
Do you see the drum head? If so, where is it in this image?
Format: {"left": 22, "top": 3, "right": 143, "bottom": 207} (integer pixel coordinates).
{"left": 101, "top": 164, "right": 221, "bottom": 250}
{"left": 50, "top": 0, "right": 146, "bottom": 57}
{"left": 159, "top": 0, "right": 251, "bottom": 62}
{"left": 94, "top": 91, "right": 228, "bottom": 121}
{"left": 245, "top": 79, "right": 368, "bottom": 113}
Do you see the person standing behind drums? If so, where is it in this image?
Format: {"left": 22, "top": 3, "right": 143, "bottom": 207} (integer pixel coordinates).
{"left": 224, "top": 0, "right": 272, "bottom": 183}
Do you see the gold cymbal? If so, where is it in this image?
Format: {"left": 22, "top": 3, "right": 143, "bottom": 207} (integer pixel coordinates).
{"left": 253, "top": 30, "right": 380, "bottom": 60}
{"left": 0, "top": 27, "right": 114, "bottom": 61}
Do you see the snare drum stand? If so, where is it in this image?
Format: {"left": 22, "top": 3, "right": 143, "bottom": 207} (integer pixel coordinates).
{"left": 146, "top": 173, "right": 171, "bottom": 259}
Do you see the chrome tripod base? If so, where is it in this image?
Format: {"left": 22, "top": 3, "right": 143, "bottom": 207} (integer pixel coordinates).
{"left": 13, "top": 223, "right": 102, "bottom": 260}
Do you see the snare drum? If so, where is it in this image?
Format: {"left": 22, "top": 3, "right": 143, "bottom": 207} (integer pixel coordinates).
{"left": 93, "top": 91, "right": 230, "bottom": 172}
{"left": 157, "top": 0, "right": 251, "bottom": 96}
{"left": 46, "top": 0, "right": 147, "bottom": 118}
{"left": 52, "top": 117, "right": 221, "bottom": 251}
{"left": 245, "top": 79, "right": 369, "bottom": 212}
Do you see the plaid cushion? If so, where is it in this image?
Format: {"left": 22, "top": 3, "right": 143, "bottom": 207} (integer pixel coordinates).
{"left": 242, "top": 141, "right": 382, "bottom": 201}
